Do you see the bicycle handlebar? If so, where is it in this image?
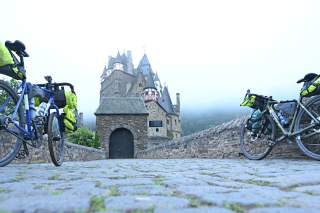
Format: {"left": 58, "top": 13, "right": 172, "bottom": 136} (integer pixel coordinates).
{"left": 36, "top": 82, "right": 75, "bottom": 94}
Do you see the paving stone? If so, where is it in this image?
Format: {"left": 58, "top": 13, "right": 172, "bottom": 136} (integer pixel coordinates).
{"left": 249, "top": 207, "right": 320, "bottom": 213}
{"left": 155, "top": 207, "right": 234, "bottom": 213}
{"left": 0, "top": 159, "right": 319, "bottom": 212}
{"left": 104, "top": 195, "right": 189, "bottom": 210}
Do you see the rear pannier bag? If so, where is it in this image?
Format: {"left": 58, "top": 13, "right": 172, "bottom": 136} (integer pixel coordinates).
{"left": 300, "top": 76, "right": 320, "bottom": 97}
{"left": 0, "top": 42, "right": 26, "bottom": 80}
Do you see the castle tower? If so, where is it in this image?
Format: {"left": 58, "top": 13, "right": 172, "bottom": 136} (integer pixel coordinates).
{"left": 144, "top": 71, "right": 159, "bottom": 101}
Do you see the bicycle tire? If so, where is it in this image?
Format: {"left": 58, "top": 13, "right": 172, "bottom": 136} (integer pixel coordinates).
{"left": 48, "top": 112, "right": 65, "bottom": 166}
{"left": 240, "top": 115, "right": 276, "bottom": 160}
{"left": 0, "top": 80, "right": 24, "bottom": 167}
{"left": 295, "top": 96, "right": 320, "bottom": 160}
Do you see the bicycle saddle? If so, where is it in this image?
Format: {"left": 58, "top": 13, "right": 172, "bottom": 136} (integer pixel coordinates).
{"left": 297, "top": 73, "right": 318, "bottom": 84}
{"left": 5, "top": 40, "right": 29, "bottom": 57}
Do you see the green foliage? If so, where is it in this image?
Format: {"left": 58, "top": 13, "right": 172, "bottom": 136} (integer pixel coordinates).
{"left": 67, "top": 127, "right": 101, "bottom": 149}
{"left": 0, "top": 79, "right": 19, "bottom": 115}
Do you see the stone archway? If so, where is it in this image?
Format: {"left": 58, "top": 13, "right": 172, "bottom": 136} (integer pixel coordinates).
{"left": 109, "top": 128, "right": 134, "bottom": 159}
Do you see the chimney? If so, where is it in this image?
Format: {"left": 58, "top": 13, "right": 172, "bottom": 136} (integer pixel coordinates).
{"left": 176, "top": 93, "right": 180, "bottom": 113}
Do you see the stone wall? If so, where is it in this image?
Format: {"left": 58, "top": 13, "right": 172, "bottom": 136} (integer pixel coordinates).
{"left": 138, "top": 117, "right": 307, "bottom": 159}
{"left": 13, "top": 139, "right": 105, "bottom": 164}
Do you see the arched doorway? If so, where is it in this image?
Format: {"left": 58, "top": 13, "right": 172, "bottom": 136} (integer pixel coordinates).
{"left": 109, "top": 128, "right": 134, "bottom": 159}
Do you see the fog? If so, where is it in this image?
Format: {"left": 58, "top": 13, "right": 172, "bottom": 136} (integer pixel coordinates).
{"left": 1, "top": 0, "right": 320, "bottom": 121}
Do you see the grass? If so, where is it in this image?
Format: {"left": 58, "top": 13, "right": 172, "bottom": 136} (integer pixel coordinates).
{"left": 0, "top": 188, "right": 11, "bottom": 193}
{"left": 51, "top": 190, "right": 64, "bottom": 196}
{"left": 224, "top": 203, "right": 245, "bottom": 213}
{"left": 153, "top": 176, "right": 164, "bottom": 186}
{"left": 188, "top": 197, "right": 201, "bottom": 208}
{"left": 242, "top": 179, "right": 273, "bottom": 187}
{"left": 126, "top": 206, "right": 155, "bottom": 213}
{"left": 89, "top": 195, "right": 106, "bottom": 212}
{"left": 109, "top": 186, "right": 120, "bottom": 196}
{"left": 48, "top": 174, "right": 60, "bottom": 181}
{"left": 95, "top": 181, "right": 102, "bottom": 188}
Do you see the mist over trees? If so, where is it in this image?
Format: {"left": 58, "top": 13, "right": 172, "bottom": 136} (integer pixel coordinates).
{"left": 83, "top": 108, "right": 248, "bottom": 136}
{"left": 181, "top": 109, "right": 247, "bottom": 136}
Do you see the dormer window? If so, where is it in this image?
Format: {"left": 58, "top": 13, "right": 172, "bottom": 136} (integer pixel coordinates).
{"left": 113, "top": 63, "right": 124, "bottom": 71}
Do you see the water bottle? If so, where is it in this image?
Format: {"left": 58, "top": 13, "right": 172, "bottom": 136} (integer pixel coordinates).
{"left": 36, "top": 102, "right": 47, "bottom": 117}
{"left": 277, "top": 110, "right": 289, "bottom": 127}
{"left": 29, "top": 98, "right": 36, "bottom": 119}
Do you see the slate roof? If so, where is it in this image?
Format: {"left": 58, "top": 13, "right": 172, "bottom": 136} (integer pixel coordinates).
{"left": 158, "top": 86, "right": 176, "bottom": 114}
{"left": 95, "top": 97, "right": 148, "bottom": 115}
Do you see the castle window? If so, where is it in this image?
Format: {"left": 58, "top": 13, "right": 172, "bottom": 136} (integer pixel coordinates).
{"left": 139, "top": 83, "right": 142, "bottom": 87}
{"left": 149, "top": 120, "right": 163, "bottom": 127}
{"left": 156, "top": 128, "right": 159, "bottom": 132}
{"left": 167, "top": 120, "right": 170, "bottom": 125}
{"left": 175, "top": 119, "right": 177, "bottom": 125}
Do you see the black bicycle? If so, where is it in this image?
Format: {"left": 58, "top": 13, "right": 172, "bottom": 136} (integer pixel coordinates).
{"left": 0, "top": 40, "right": 75, "bottom": 167}
{"left": 240, "top": 74, "right": 320, "bottom": 160}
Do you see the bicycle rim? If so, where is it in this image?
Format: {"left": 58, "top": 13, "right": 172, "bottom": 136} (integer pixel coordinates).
{"left": 295, "top": 96, "right": 320, "bottom": 160}
{"left": 0, "top": 80, "right": 23, "bottom": 167}
{"left": 240, "top": 115, "right": 275, "bottom": 160}
{"left": 48, "top": 112, "right": 65, "bottom": 166}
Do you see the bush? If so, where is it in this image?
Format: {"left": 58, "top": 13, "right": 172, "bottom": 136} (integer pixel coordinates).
{"left": 67, "top": 127, "right": 101, "bottom": 149}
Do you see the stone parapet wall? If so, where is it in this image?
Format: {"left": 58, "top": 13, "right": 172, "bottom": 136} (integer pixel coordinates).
{"left": 13, "top": 139, "right": 105, "bottom": 164}
{"left": 138, "top": 117, "right": 307, "bottom": 159}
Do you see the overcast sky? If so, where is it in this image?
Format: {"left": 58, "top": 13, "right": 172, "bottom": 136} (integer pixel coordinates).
{"left": 1, "top": 0, "right": 320, "bottom": 116}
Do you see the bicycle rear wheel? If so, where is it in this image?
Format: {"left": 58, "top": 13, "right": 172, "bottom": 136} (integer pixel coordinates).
{"left": 295, "top": 96, "right": 320, "bottom": 160}
{"left": 240, "top": 115, "right": 276, "bottom": 160}
{"left": 0, "top": 80, "right": 24, "bottom": 167}
{"left": 47, "top": 112, "right": 65, "bottom": 166}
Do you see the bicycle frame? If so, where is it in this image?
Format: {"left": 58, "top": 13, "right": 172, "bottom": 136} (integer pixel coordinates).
{"left": 1, "top": 80, "right": 60, "bottom": 141}
{"left": 265, "top": 97, "right": 320, "bottom": 143}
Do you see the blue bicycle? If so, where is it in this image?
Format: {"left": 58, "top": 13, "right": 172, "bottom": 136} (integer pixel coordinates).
{"left": 0, "top": 40, "right": 67, "bottom": 167}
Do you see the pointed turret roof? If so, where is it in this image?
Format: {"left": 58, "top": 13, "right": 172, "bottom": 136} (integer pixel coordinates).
{"left": 145, "top": 71, "right": 156, "bottom": 89}
{"left": 138, "top": 54, "right": 153, "bottom": 75}
{"left": 114, "top": 51, "right": 122, "bottom": 63}
{"left": 154, "top": 72, "right": 160, "bottom": 82}
{"left": 159, "top": 86, "right": 175, "bottom": 114}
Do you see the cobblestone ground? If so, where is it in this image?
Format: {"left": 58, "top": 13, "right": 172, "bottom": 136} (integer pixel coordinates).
{"left": 0, "top": 159, "right": 320, "bottom": 213}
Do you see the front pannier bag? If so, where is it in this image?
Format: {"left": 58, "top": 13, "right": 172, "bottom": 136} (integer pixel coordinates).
{"left": 300, "top": 75, "right": 320, "bottom": 97}
{"left": 240, "top": 94, "right": 266, "bottom": 110}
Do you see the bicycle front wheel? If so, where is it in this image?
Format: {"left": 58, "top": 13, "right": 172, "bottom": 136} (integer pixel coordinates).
{"left": 48, "top": 112, "right": 65, "bottom": 166}
{"left": 295, "top": 96, "right": 320, "bottom": 160}
{"left": 240, "top": 115, "right": 276, "bottom": 160}
{"left": 0, "top": 80, "right": 24, "bottom": 167}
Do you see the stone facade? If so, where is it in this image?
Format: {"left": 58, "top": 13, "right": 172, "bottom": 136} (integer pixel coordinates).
{"left": 96, "top": 114, "right": 148, "bottom": 158}
{"left": 138, "top": 117, "right": 307, "bottom": 159}
{"left": 145, "top": 101, "right": 167, "bottom": 137}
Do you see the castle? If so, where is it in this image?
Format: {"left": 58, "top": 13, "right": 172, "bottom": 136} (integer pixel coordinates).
{"left": 95, "top": 51, "right": 181, "bottom": 158}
